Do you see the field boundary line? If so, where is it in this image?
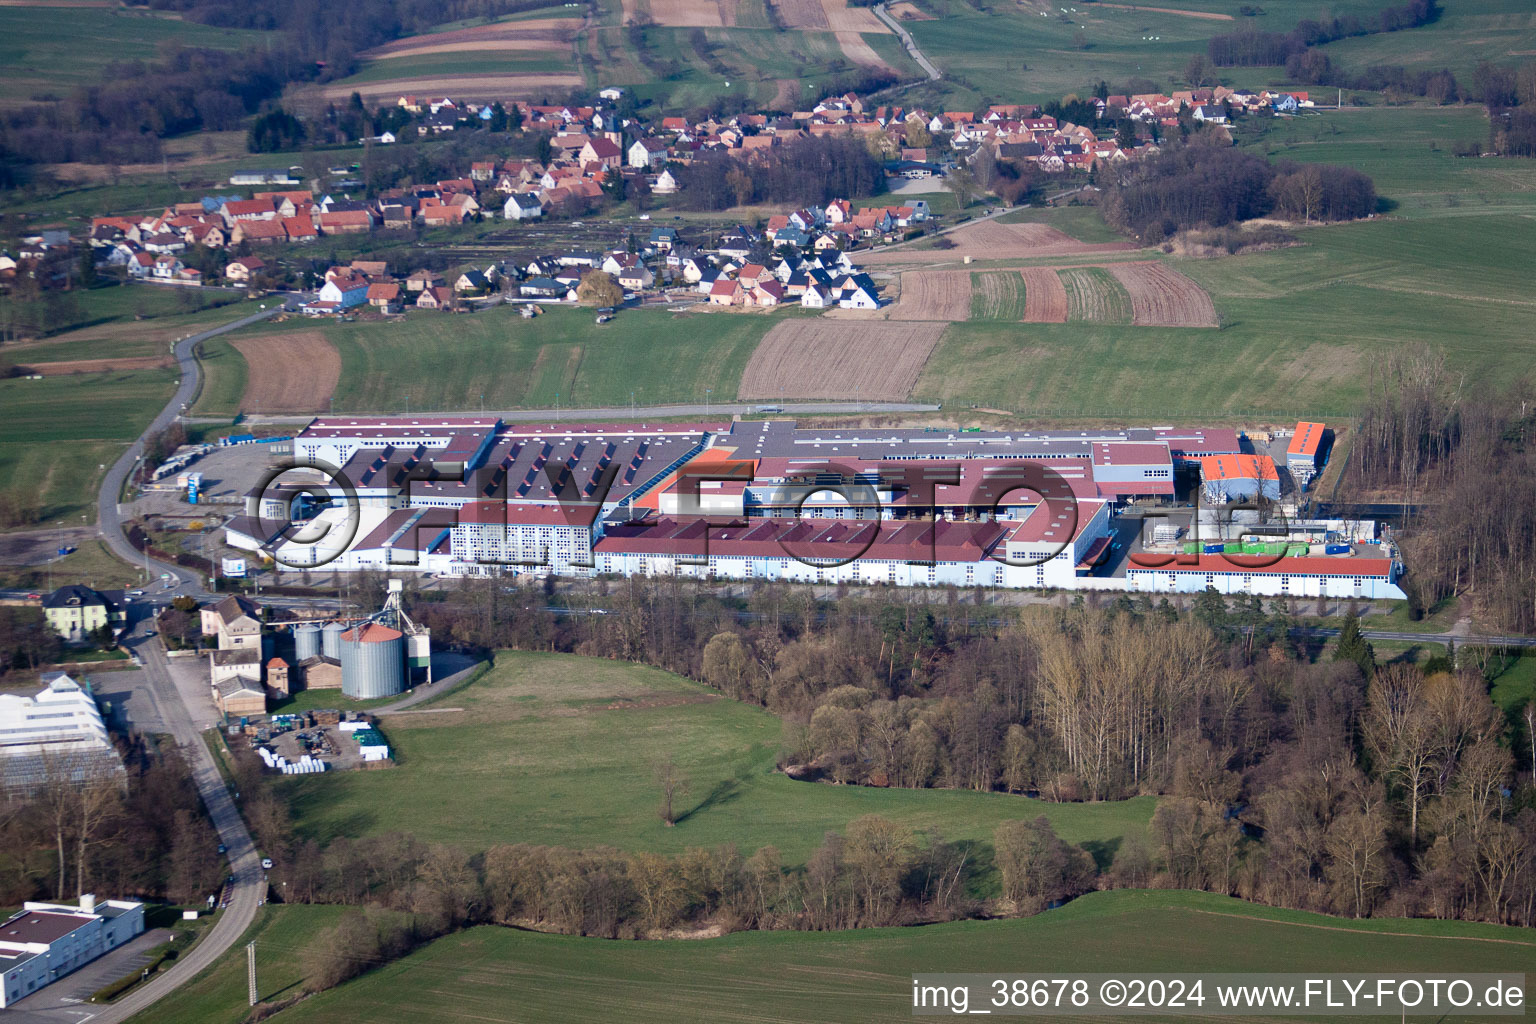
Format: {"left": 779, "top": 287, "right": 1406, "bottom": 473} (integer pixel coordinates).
{"left": 1189, "top": 908, "right": 1536, "bottom": 947}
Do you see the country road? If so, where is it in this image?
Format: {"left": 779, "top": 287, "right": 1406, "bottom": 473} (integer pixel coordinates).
{"left": 86, "top": 300, "right": 291, "bottom": 1022}
{"left": 208, "top": 400, "right": 944, "bottom": 428}
{"left": 875, "top": 2, "right": 941, "bottom": 80}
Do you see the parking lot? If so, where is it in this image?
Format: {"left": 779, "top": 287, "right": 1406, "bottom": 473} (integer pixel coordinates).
{"left": 1, "top": 927, "right": 171, "bottom": 1024}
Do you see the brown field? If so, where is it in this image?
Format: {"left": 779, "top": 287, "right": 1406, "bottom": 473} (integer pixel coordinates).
{"left": 1094, "top": 2, "right": 1232, "bottom": 20}
{"left": 890, "top": 270, "right": 972, "bottom": 321}
{"left": 888, "top": 1, "right": 934, "bottom": 18}
{"left": 738, "top": 320, "right": 945, "bottom": 401}
{"left": 624, "top": 0, "right": 731, "bottom": 26}
{"left": 863, "top": 221, "right": 1137, "bottom": 265}
{"left": 320, "top": 73, "right": 582, "bottom": 101}
{"left": 833, "top": 31, "right": 893, "bottom": 69}
{"left": 229, "top": 332, "right": 341, "bottom": 414}
{"left": 770, "top": 0, "right": 829, "bottom": 28}
{"left": 1018, "top": 267, "right": 1069, "bottom": 323}
{"left": 1059, "top": 267, "right": 1132, "bottom": 325}
{"left": 17, "top": 356, "right": 172, "bottom": 375}
{"left": 361, "top": 19, "right": 579, "bottom": 58}
{"left": 821, "top": 0, "right": 888, "bottom": 32}
{"left": 1106, "top": 261, "right": 1219, "bottom": 327}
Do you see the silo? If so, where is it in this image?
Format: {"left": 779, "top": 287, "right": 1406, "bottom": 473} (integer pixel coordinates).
{"left": 340, "top": 623, "right": 405, "bottom": 699}
{"left": 406, "top": 628, "right": 431, "bottom": 682}
{"left": 321, "top": 621, "right": 346, "bottom": 659}
{"left": 294, "top": 623, "right": 321, "bottom": 662}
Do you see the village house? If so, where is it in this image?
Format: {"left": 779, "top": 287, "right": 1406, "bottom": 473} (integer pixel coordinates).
{"left": 224, "top": 257, "right": 264, "bottom": 284}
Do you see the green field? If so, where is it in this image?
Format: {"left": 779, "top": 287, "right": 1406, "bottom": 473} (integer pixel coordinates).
{"left": 139, "top": 891, "right": 1536, "bottom": 1024}
{"left": 0, "top": 367, "right": 176, "bottom": 524}
{"left": 202, "top": 306, "right": 770, "bottom": 416}
{"left": 280, "top": 651, "right": 1152, "bottom": 870}
{"left": 0, "top": 6, "right": 272, "bottom": 106}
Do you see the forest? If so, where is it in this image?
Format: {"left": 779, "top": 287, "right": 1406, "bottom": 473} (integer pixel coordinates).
{"left": 671, "top": 135, "right": 886, "bottom": 211}
{"left": 1098, "top": 138, "right": 1376, "bottom": 242}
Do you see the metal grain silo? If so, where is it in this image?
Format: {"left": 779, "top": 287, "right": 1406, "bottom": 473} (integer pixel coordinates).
{"left": 340, "top": 623, "right": 405, "bottom": 699}
{"left": 294, "top": 623, "right": 321, "bottom": 661}
{"left": 321, "top": 621, "right": 346, "bottom": 659}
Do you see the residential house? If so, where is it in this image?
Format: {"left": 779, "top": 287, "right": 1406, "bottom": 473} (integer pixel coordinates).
{"left": 653, "top": 168, "right": 679, "bottom": 194}
{"left": 628, "top": 138, "right": 669, "bottom": 169}
{"left": 317, "top": 272, "right": 369, "bottom": 309}
{"left": 199, "top": 595, "right": 262, "bottom": 651}
{"left": 225, "top": 257, "right": 265, "bottom": 284}
{"left": 42, "top": 586, "right": 119, "bottom": 642}
{"left": 708, "top": 279, "right": 744, "bottom": 306}
{"left": 367, "top": 283, "right": 402, "bottom": 312}
{"left": 416, "top": 286, "right": 456, "bottom": 310}
{"left": 503, "top": 193, "right": 543, "bottom": 220}
{"left": 617, "top": 264, "right": 653, "bottom": 291}
{"left": 405, "top": 270, "right": 444, "bottom": 293}
{"left": 454, "top": 270, "right": 490, "bottom": 293}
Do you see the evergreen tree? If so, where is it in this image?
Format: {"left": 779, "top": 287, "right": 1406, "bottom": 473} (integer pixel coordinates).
{"left": 1333, "top": 606, "right": 1376, "bottom": 678}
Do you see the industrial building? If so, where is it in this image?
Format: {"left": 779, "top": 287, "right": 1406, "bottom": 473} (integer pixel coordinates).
{"left": 0, "top": 674, "right": 125, "bottom": 798}
{"left": 0, "top": 897, "right": 145, "bottom": 1008}
{"left": 224, "top": 416, "right": 1405, "bottom": 601}
{"left": 1286, "top": 421, "right": 1330, "bottom": 489}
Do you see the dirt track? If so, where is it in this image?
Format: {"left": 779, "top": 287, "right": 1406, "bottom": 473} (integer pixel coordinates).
{"left": 229, "top": 331, "right": 341, "bottom": 413}
{"left": 1019, "top": 267, "right": 1069, "bottom": 323}
{"left": 739, "top": 319, "right": 945, "bottom": 401}
{"left": 17, "top": 356, "right": 173, "bottom": 375}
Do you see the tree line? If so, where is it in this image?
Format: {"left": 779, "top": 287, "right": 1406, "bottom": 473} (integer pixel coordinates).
{"left": 0, "top": 737, "right": 223, "bottom": 907}
{"left": 384, "top": 575, "right": 1536, "bottom": 927}
{"left": 1346, "top": 345, "right": 1536, "bottom": 635}
{"left": 1206, "top": 0, "right": 1439, "bottom": 68}
{"left": 671, "top": 135, "right": 886, "bottom": 211}
{"left": 1098, "top": 137, "right": 1375, "bottom": 242}
{"left": 0, "top": 0, "right": 566, "bottom": 177}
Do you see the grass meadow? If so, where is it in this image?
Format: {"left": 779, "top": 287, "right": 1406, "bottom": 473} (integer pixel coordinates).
{"left": 279, "top": 651, "right": 1153, "bottom": 873}
{"left": 0, "top": 367, "right": 176, "bottom": 525}
{"left": 135, "top": 891, "right": 1536, "bottom": 1024}
{"left": 0, "top": 6, "right": 271, "bottom": 107}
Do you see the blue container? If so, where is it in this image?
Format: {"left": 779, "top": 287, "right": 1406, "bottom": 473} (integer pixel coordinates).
{"left": 1203, "top": 543, "right": 1224, "bottom": 554}
{"left": 1325, "top": 543, "right": 1351, "bottom": 555}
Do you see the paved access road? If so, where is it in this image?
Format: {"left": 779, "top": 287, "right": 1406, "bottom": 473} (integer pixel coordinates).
{"left": 87, "top": 619, "right": 265, "bottom": 1024}
{"left": 96, "top": 300, "right": 291, "bottom": 600}
{"left": 874, "top": 2, "right": 941, "bottom": 80}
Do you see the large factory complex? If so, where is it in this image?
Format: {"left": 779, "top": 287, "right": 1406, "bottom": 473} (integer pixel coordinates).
{"left": 221, "top": 415, "right": 1405, "bottom": 602}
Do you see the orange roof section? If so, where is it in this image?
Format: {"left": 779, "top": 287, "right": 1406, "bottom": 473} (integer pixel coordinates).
{"left": 630, "top": 448, "right": 757, "bottom": 512}
{"left": 1199, "top": 454, "right": 1278, "bottom": 481}
{"left": 1287, "top": 422, "right": 1326, "bottom": 457}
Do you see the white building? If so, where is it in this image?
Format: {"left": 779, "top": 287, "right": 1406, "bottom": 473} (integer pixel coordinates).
{"left": 0, "top": 897, "right": 146, "bottom": 1007}
{"left": 0, "top": 675, "right": 125, "bottom": 798}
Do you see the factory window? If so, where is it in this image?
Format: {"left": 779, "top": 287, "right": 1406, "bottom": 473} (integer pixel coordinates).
{"left": 1205, "top": 575, "right": 1215, "bottom": 584}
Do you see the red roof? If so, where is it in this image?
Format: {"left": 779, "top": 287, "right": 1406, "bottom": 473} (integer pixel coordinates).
{"left": 223, "top": 199, "right": 274, "bottom": 217}
{"left": 367, "top": 283, "right": 400, "bottom": 300}
{"left": 1287, "top": 422, "right": 1326, "bottom": 458}
{"left": 596, "top": 515, "right": 1009, "bottom": 564}
{"left": 1200, "top": 454, "right": 1278, "bottom": 482}
{"left": 585, "top": 138, "right": 622, "bottom": 158}
{"left": 340, "top": 622, "right": 403, "bottom": 643}
{"left": 457, "top": 500, "right": 600, "bottom": 528}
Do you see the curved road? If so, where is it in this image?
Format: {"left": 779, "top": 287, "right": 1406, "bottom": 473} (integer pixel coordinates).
{"left": 90, "top": 301, "right": 288, "bottom": 1022}
{"left": 874, "top": 2, "right": 941, "bottom": 80}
